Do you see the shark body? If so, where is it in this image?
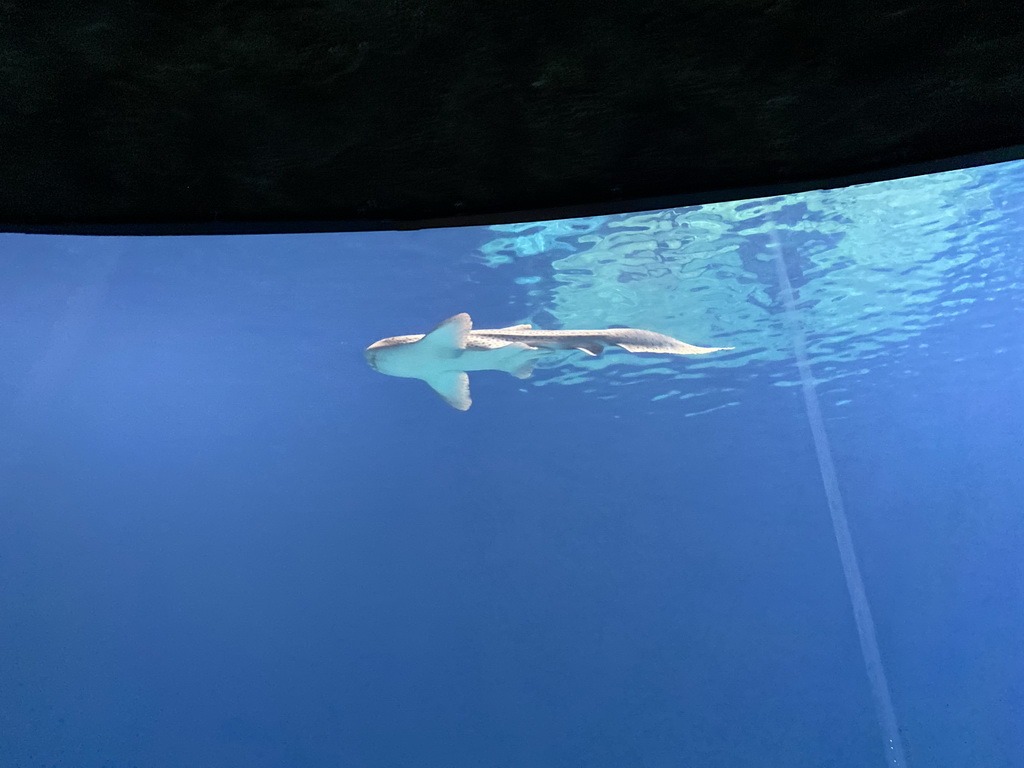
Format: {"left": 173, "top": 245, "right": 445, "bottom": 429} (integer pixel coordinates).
{"left": 364, "top": 312, "right": 732, "bottom": 410}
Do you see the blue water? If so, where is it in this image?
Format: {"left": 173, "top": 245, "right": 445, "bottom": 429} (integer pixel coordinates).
{"left": 1, "top": 161, "right": 1022, "bottom": 767}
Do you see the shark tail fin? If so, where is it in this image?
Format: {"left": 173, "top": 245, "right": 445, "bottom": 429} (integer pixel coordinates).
{"left": 612, "top": 329, "right": 733, "bottom": 356}
{"left": 616, "top": 341, "right": 734, "bottom": 355}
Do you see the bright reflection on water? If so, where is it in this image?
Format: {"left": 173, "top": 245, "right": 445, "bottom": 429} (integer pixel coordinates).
{"left": 479, "top": 163, "right": 1023, "bottom": 415}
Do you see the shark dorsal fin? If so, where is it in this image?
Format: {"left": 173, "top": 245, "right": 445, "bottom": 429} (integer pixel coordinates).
{"left": 422, "top": 313, "right": 472, "bottom": 350}
{"left": 497, "top": 323, "right": 533, "bottom": 331}
{"left": 425, "top": 371, "right": 471, "bottom": 410}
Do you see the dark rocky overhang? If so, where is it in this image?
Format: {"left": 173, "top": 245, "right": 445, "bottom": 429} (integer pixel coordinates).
{"left": 2, "top": 0, "right": 1023, "bottom": 234}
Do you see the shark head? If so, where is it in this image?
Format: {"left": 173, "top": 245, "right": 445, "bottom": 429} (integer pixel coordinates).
{"left": 364, "top": 334, "right": 418, "bottom": 377}
{"left": 364, "top": 314, "right": 475, "bottom": 409}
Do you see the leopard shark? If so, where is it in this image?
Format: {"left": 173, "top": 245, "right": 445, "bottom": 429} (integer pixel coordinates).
{"left": 364, "top": 312, "right": 732, "bottom": 410}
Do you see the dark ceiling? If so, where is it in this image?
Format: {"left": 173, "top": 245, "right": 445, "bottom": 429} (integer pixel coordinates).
{"left": 2, "top": 0, "right": 1023, "bottom": 234}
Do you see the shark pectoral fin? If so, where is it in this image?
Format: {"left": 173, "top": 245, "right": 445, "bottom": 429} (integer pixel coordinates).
{"left": 422, "top": 313, "right": 472, "bottom": 351}
{"left": 425, "top": 371, "right": 472, "bottom": 411}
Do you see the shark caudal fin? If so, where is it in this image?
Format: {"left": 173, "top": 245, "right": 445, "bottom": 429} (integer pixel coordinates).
{"left": 616, "top": 340, "right": 734, "bottom": 355}
{"left": 425, "top": 371, "right": 472, "bottom": 410}
{"left": 612, "top": 329, "right": 733, "bottom": 356}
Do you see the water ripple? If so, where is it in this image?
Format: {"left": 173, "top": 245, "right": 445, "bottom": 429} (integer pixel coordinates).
{"left": 478, "top": 161, "right": 1024, "bottom": 413}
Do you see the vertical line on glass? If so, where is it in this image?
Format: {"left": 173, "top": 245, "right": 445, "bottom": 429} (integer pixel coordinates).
{"left": 768, "top": 226, "right": 908, "bottom": 768}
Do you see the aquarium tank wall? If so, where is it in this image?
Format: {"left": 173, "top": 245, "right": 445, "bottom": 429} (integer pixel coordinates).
{"left": 1, "top": 160, "right": 1022, "bottom": 767}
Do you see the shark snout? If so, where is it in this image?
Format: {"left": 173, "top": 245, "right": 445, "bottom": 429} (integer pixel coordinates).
{"left": 363, "top": 347, "right": 379, "bottom": 371}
